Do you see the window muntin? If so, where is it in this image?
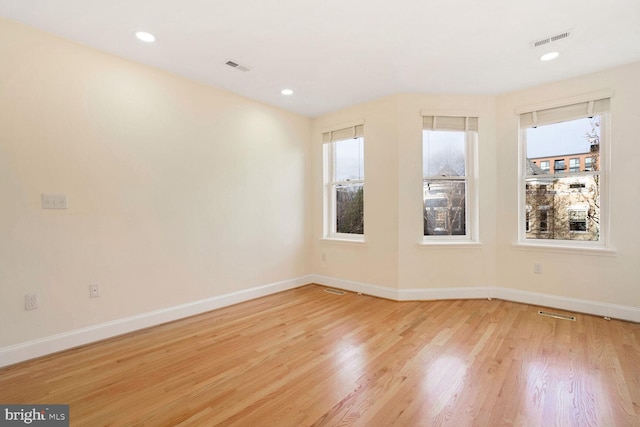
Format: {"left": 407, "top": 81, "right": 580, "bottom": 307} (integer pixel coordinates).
{"left": 422, "top": 127, "right": 476, "bottom": 240}
{"left": 523, "top": 114, "right": 605, "bottom": 243}
{"left": 325, "top": 136, "right": 364, "bottom": 238}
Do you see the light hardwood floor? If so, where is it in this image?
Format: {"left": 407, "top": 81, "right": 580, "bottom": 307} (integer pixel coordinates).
{"left": 1, "top": 284, "right": 639, "bottom": 426}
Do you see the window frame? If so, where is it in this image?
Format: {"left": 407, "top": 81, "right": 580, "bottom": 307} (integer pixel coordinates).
{"left": 421, "top": 120, "right": 479, "bottom": 244}
{"left": 517, "top": 92, "right": 611, "bottom": 250}
{"left": 322, "top": 123, "right": 365, "bottom": 242}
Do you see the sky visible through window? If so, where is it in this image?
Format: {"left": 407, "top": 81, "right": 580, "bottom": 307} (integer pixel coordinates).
{"left": 335, "top": 137, "right": 364, "bottom": 181}
{"left": 423, "top": 131, "right": 465, "bottom": 178}
{"left": 526, "top": 117, "right": 598, "bottom": 158}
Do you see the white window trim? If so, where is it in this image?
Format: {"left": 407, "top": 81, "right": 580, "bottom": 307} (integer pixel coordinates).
{"left": 323, "top": 135, "right": 365, "bottom": 242}
{"left": 517, "top": 98, "right": 611, "bottom": 251}
{"left": 422, "top": 128, "right": 479, "bottom": 244}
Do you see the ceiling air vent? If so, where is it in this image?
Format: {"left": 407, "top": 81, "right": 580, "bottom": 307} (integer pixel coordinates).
{"left": 225, "top": 60, "right": 251, "bottom": 72}
{"left": 530, "top": 30, "right": 572, "bottom": 49}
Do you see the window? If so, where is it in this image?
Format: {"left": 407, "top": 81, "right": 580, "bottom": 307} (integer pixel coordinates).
{"left": 540, "top": 161, "right": 550, "bottom": 173}
{"left": 569, "top": 208, "right": 588, "bottom": 232}
{"left": 569, "top": 158, "right": 580, "bottom": 172}
{"left": 422, "top": 115, "right": 478, "bottom": 241}
{"left": 520, "top": 94, "right": 610, "bottom": 245}
{"left": 585, "top": 157, "right": 594, "bottom": 171}
{"left": 434, "top": 209, "right": 447, "bottom": 230}
{"left": 323, "top": 124, "right": 364, "bottom": 239}
{"left": 538, "top": 207, "right": 549, "bottom": 233}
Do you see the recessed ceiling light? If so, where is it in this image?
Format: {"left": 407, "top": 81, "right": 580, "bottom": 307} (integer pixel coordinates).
{"left": 135, "top": 31, "right": 156, "bottom": 43}
{"left": 281, "top": 89, "right": 294, "bottom": 95}
{"left": 540, "top": 51, "right": 559, "bottom": 62}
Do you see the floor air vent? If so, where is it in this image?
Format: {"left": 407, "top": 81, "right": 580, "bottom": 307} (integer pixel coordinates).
{"left": 324, "top": 288, "right": 345, "bottom": 295}
{"left": 538, "top": 310, "right": 576, "bottom": 321}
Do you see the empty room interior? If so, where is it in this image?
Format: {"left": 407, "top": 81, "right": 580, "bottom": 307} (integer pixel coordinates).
{"left": 1, "top": 0, "right": 639, "bottom": 425}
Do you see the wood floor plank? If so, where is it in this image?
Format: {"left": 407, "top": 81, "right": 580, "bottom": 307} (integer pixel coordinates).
{"left": 1, "top": 284, "right": 639, "bottom": 426}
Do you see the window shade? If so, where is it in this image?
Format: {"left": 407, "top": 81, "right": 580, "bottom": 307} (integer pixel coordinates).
{"left": 422, "top": 116, "right": 478, "bottom": 132}
{"left": 322, "top": 124, "right": 364, "bottom": 143}
{"left": 519, "top": 97, "right": 610, "bottom": 128}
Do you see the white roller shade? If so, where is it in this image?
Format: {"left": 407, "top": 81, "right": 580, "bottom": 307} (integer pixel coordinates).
{"left": 519, "top": 97, "right": 610, "bottom": 128}
{"left": 322, "top": 124, "right": 364, "bottom": 143}
{"left": 422, "top": 115, "right": 478, "bottom": 132}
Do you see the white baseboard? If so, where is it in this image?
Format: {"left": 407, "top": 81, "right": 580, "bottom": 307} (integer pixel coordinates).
{"left": 309, "top": 275, "right": 400, "bottom": 300}
{"left": 0, "top": 275, "right": 312, "bottom": 368}
{"left": 310, "top": 275, "right": 640, "bottom": 323}
{"left": 490, "top": 287, "right": 640, "bottom": 323}
{"left": 310, "top": 275, "right": 492, "bottom": 301}
{"left": 3, "top": 275, "right": 638, "bottom": 367}
{"left": 398, "top": 287, "right": 492, "bottom": 301}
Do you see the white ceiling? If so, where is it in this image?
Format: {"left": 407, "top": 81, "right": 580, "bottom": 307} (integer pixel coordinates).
{"left": 1, "top": 0, "right": 639, "bottom": 117}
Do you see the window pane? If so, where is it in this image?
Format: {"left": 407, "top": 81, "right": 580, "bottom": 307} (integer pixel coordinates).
{"left": 423, "top": 180, "right": 466, "bottom": 236}
{"left": 526, "top": 116, "right": 600, "bottom": 175}
{"left": 540, "top": 161, "right": 550, "bottom": 172}
{"left": 336, "top": 183, "right": 364, "bottom": 234}
{"left": 423, "top": 131, "right": 466, "bottom": 178}
{"left": 569, "top": 210, "right": 588, "bottom": 231}
{"left": 569, "top": 158, "right": 580, "bottom": 172}
{"left": 334, "top": 138, "right": 364, "bottom": 181}
{"left": 524, "top": 176, "right": 599, "bottom": 241}
{"left": 585, "top": 157, "right": 594, "bottom": 171}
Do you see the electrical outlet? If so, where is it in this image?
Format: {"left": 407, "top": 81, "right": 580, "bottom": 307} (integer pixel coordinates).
{"left": 89, "top": 284, "right": 100, "bottom": 298}
{"left": 25, "top": 294, "right": 38, "bottom": 310}
{"left": 533, "top": 263, "right": 543, "bottom": 274}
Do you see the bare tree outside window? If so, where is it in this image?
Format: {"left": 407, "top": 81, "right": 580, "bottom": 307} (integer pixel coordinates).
{"left": 336, "top": 184, "right": 364, "bottom": 234}
{"left": 327, "top": 137, "right": 364, "bottom": 236}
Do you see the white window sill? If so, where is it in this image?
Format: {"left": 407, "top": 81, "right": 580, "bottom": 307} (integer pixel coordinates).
{"left": 418, "top": 240, "right": 482, "bottom": 249}
{"left": 321, "top": 237, "right": 367, "bottom": 246}
{"left": 512, "top": 242, "right": 617, "bottom": 256}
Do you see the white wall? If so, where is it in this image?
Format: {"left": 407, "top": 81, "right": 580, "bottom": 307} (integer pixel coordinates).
{"left": 495, "top": 62, "right": 640, "bottom": 310}
{"left": 311, "top": 64, "right": 639, "bottom": 320}
{"left": 397, "top": 94, "right": 497, "bottom": 294}
{"left": 0, "top": 18, "right": 311, "bottom": 349}
{"left": 311, "top": 93, "right": 498, "bottom": 295}
{"left": 311, "top": 95, "right": 401, "bottom": 290}
{"left": 2, "top": 15, "right": 639, "bottom": 365}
